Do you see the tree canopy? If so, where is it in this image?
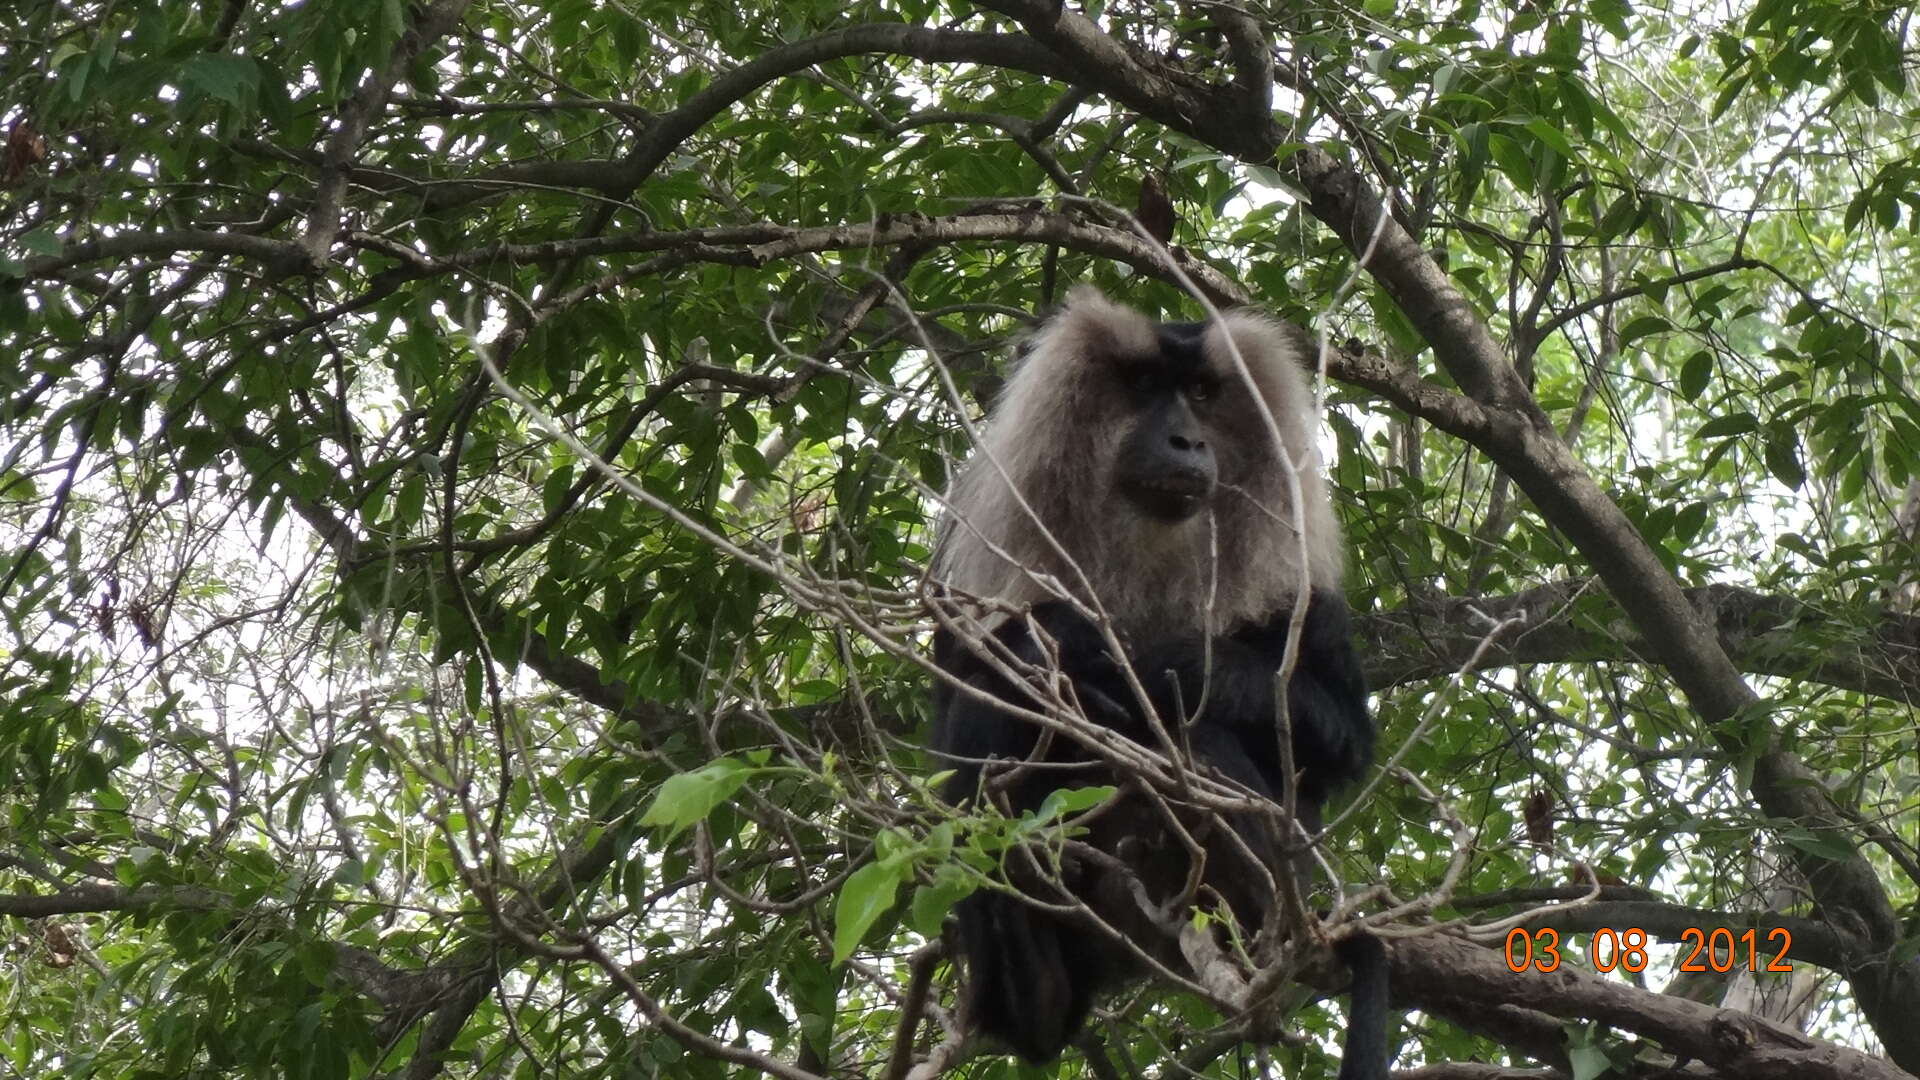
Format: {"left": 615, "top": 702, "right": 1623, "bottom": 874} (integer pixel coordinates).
{"left": 2, "top": 1, "right": 1918, "bottom": 1078}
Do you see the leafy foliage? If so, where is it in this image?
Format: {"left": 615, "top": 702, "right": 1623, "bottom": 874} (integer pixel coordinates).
{"left": 1, "top": 0, "right": 1917, "bottom": 1078}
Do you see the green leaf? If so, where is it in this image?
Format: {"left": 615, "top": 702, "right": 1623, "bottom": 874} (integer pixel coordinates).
{"left": 19, "top": 229, "right": 62, "bottom": 257}
{"left": 1672, "top": 501, "right": 1709, "bottom": 544}
{"left": 1590, "top": 0, "right": 1634, "bottom": 38}
{"left": 1697, "top": 412, "right": 1758, "bottom": 438}
{"left": 1569, "top": 1044, "right": 1612, "bottom": 1080}
{"left": 1618, "top": 315, "right": 1669, "bottom": 349}
{"left": 180, "top": 54, "right": 260, "bottom": 107}
{"left": 1763, "top": 425, "right": 1805, "bottom": 490}
{"left": 639, "top": 759, "right": 752, "bottom": 836}
{"left": 908, "top": 865, "right": 977, "bottom": 938}
{"left": 1488, "top": 133, "right": 1535, "bottom": 190}
{"left": 1779, "top": 827, "right": 1854, "bottom": 861}
{"left": 833, "top": 856, "right": 908, "bottom": 963}
{"left": 1678, "top": 351, "right": 1713, "bottom": 399}
{"left": 1036, "top": 785, "right": 1115, "bottom": 821}
{"left": 393, "top": 471, "right": 427, "bottom": 530}
{"left": 1522, "top": 117, "right": 1577, "bottom": 159}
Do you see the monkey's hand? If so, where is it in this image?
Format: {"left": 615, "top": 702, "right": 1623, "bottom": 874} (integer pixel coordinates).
{"left": 1021, "top": 601, "right": 1117, "bottom": 673}
{"left": 1018, "top": 601, "right": 1141, "bottom": 728}
{"left": 1131, "top": 590, "right": 1372, "bottom": 798}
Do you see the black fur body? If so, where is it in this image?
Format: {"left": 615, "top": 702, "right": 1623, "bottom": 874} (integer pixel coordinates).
{"left": 928, "top": 287, "right": 1388, "bottom": 1077}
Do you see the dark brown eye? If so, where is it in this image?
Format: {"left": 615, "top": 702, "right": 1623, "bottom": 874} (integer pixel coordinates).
{"left": 1186, "top": 379, "right": 1215, "bottom": 402}
{"left": 1126, "top": 367, "right": 1158, "bottom": 393}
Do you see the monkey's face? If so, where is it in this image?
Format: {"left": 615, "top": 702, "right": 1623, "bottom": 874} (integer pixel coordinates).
{"left": 1108, "top": 323, "right": 1227, "bottom": 523}
{"left": 939, "top": 287, "right": 1337, "bottom": 634}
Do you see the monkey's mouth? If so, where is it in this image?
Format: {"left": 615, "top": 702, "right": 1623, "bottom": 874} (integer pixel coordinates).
{"left": 1123, "top": 475, "right": 1213, "bottom": 521}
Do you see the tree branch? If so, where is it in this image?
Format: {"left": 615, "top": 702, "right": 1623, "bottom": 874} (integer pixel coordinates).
{"left": 1394, "top": 935, "right": 1911, "bottom": 1080}
{"left": 302, "top": 0, "right": 475, "bottom": 262}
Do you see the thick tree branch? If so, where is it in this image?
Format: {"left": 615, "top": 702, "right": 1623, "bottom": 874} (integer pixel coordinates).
{"left": 21, "top": 213, "right": 1247, "bottom": 306}
{"left": 302, "top": 0, "right": 474, "bottom": 262}
{"left": 1394, "top": 935, "right": 1912, "bottom": 1080}
{"left": 20, "top": 229, "right": 304, "bottom": 278}
{"left": 976, "top": 1, "right": 1237, "bottom": 146}
{"left": 229, "top": 19, "right": 1073, "bottom": 216}
{"left": 609, "top": 23, "right": 1071, "bottom": 195}
{"left": 1389, "top": 1065, "right": 1705, "bottom": 1079}
{"left": 1363, "top": 579, "right": 1920, "bottom": 706}
{"left": 0, "top": 883, "right": 225, "bottom": 917}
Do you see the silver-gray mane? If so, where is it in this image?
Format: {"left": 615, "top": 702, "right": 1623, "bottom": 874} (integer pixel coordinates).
{"left": 931, "top": 286, "right": 1344, "bottom": 638}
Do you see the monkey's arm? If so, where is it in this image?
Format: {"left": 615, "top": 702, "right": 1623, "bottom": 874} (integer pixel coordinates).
{"left": 1134, "top": 589, "right": 1373, "bottom": 803}
{"left": 929, "top": 605, "right": 1135, "bottom": 803}
{"left": 929, "top": 623, "right": 1039, "bottom": 800}
{"left": 936, "top": 594, "right": 1372, "bottom": 801}
{"left": 928, "top": 610, "right": 1128, "bottom": 1064}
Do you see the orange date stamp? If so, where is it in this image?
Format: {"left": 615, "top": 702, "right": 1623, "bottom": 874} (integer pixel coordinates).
{"left": 1504, "top": 927, "right": 1794, "bottom": 974}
